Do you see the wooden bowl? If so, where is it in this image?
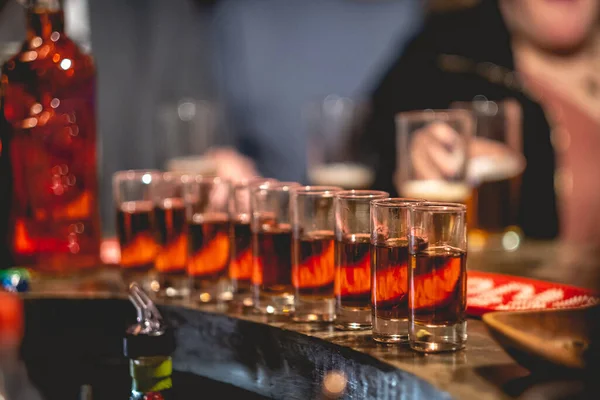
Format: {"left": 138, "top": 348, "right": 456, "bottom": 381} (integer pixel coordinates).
{"left": 482, "top": 307, "right": 597, "bottom": 372}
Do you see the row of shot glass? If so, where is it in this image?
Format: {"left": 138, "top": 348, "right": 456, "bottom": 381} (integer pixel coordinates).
{"left": 113, "top": 171, "right": 467, "bottom": 353}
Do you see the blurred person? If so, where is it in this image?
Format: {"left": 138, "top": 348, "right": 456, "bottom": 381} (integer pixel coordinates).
{"left": 361, "top": 0, "right": 600, "bottom": 245}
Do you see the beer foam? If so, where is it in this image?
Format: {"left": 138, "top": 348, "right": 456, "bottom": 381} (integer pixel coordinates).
{"left": 166, "top": 155, "right": 218, "bottom": 175}
{"left": 308, "top": 163, "right": 374, "bottom": 189}
{"left": 401, "top": 180, "right": 470, "bottom": 202}
{"left": 468, "top": 154, "right": 525, "bottom": 183}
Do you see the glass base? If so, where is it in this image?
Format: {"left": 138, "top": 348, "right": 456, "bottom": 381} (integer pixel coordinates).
{"left": 231, "top": 280, "right": 254, "bottom": 307}
{"left": 410, "top": 320, "right": 467, "bottom": 353}
{"left": 253, "top": 287, "right": 295, "bottom": 315}
{"left": 191, "top": 276, "right": 233, "bottom": 303}
{"left": 293, "top": 297, "right": 335, "bottom": 322}
{"left": 372, "top": 316, "right": 409, "bottom": 343}
{"left": 155, "top": 272, "right": 189, "bottom": 298}
{"left": 334, "top": 306, "right": 371, "bottom": 330}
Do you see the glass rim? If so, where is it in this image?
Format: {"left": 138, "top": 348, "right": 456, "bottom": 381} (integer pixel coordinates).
{"left": 370, "top": 197, "right": 424, "bottom": 208}
{"left": 411, "top": 201, "right": 467, "bottom": 213}
{"left": 112, "top": 169, "right": 161, "bottom": 182}
{"left": 292, "top": 185, "right": 343, "bottom": 196}
{"left": 157, "top": 171, "right": 189, "bottom": 182}
{"left": 395, "top": 108, "right": 473, "bottom": 123}
{"left": 251, "top": 181, "right": 301, "bottom": 194}
{"left": 335, "top": 190, "right": 389, "bottom": 200}
{"left": 180, "top": 174, "right": 229, "bottom": 185}
{"left": 234, "top": 177, "right": 277, "bottom": 189}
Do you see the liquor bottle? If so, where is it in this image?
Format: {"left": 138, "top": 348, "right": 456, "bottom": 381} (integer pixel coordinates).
{"left": 125, "top": 284, "right": 176, "bottom": 400}
{"left": 0, "top": 0, "right": 101, "bottom": 271}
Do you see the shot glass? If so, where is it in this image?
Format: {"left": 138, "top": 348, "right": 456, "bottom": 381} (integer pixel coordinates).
{"left": 230, "top": 177, "right": 277, "bottom": 306}
{"left": 251, "top": 181, "right": 301, "bottom": 315}
{"left": 113, "top": 170, "right": 161, "bottom": 289}
{"left": 409, "top": 202, "right": 467, "bottom": 353}
{"left": 151, "top": 172, "right": 189, "bottom": 298}
{"left": 183, "top": 175, "right": 232, "bottom": 303}
{"left": 291, "top": 186, "right": 342, "bottom": 322}
{"left": 370, "top": 198, "right": 423, "bottom": 343}
{"left": 334, "top": 190, "right": 389, "bottom": 330}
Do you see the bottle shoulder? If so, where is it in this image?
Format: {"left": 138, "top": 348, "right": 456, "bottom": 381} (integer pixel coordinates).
{"left": 1, "top": 36, "right": 95, "bottom": 84}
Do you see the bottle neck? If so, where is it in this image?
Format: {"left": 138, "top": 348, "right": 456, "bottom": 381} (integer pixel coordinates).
{"left": 130, "top": 356, "right": 173, "bottom": 397}
{"left": 25, "top": 0, "right": 65, "bottom": 41}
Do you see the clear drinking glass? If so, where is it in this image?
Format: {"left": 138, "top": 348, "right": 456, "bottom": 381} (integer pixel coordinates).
{"left": 155, "top": 99, "right": 222, "bottom": 173}
{"left": 251, "top": 181, "right": 301, "bottom": 315}
{"left": 291, "top": 186, "right": 342, "bottom": 322}
{"left": 113, "top": 170, "right": 161, "bottom": 289}
{"left": 334, "top": 190, "right": 389, "bottom": 330}
{"left": 409, "top": 202, "right": 467, "bottom": 353}
{"left": 151, "top": 172, "right": 189, "bottom": 298}
{"left": 230, "top": 177, "right": 277, "bottom": 306}
{"left": 396, "top": 109, "right": 474, "bottom": 205}
{"left": 452, "top": 98, "right": 525, "bottom": 251}
{"left": 305, "top": 95, "right": 374, "bottom": 189}
{"left": 183, "top": 175, "right": 232, "bottom": 303}
{"left": 370, "top": 198, "right": 423, "bottom": 343}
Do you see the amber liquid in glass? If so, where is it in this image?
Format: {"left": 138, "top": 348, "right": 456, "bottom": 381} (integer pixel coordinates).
{"left": 371, "top": 239, "right": 411, "bottom": 321}
{"left": 0, "top": 8, "right": 101, "bottom": 271}
{"left": 230, "top": 219, "right": 252, "bottom": 293}
{"left": 154, "top": 198, "right": 187, "bottom": 275}
{"left": 335, "top": 234, "right": 371, "bottom": 309}
{"left": 187, "top": 214, "right": 230, "bottom": 283}
{"left": 293, "top": 231, "right": 334, "bottom": 296}
{"left": 252, "top": 226, "right": 293, "bottom": 295}
{"left": 116, "top": 201, "right": 158, "bottom": 272}
{"left": 410, "top": 247, "right": 467, "bottom": 325}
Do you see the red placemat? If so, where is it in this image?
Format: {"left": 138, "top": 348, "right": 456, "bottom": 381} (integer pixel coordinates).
{"left": 467, "top": 270, "right": 600, "bottom": 317}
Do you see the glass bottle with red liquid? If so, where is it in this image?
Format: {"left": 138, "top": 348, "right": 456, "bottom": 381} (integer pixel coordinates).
{"left": 0, "top": 0, "right": 101, "bottom": 271}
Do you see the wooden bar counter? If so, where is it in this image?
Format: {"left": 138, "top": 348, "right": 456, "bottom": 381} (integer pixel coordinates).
{"left": 21, "top": 240, "right": 599, "bottom": 399}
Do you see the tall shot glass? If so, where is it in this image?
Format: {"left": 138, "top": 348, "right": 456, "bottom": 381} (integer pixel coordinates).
{"left": 183, "top": 175, "right": 232, "bottom": 303}
{"left": 409, "top": 202, "right": 467, "bottom": 352}
{"left": 370, "top": 198, "right": 423, "bottom": 343}
{"left": 251, "top": 182, "right": 301, "bottom": 315}
{"left": 291, "top": 186, "right": 342, "bottom": 322}
{"left": 113, "top": 170, "right": 161, "bottom": 289}
{"left": 230, "top": 178, "right": 276, "bottom": 306}
{"left": 151, "top": 172, "right": 189, "bottom": 298}
{"left": 334, "top": 190, "right": 389, "bottom": 330}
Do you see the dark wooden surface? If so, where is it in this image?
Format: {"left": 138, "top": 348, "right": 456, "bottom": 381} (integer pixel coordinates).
{"left": 24, "top": 240, "right": 600, "bottom": 399}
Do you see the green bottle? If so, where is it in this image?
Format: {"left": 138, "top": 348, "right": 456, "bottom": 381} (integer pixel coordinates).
{"left": 124, "top": 284, "right": 175, "bottom": 400}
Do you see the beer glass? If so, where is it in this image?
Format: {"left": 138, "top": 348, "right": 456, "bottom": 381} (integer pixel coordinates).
{"left": 334, "top": 190, "right": 389, "bottom": 330}
{"left": 370, "top": 198, "right": 423, "bottom": 343}
{"left": 291, "top": 186, "right": 342, "bottom": 322}
{"left": 396, "top": 109, "right": 474, "bottom": 205}
{"left": 452, "top": 99, "right": 525, "bottom": 251}
{"left": 305, "top": 95, "right": 374, "bottom": 189}
{"left": 409, "top": 202, "right": 467, "bottom": 353}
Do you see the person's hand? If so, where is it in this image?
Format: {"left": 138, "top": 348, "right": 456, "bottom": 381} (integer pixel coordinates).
{"left": 409, "top": 122, "right": 467, "bottom": 180}
{"left": 396, "top": 121, "right": 526, "bottom": 189}
{"left": 203, "top": 147, "right": 260, "bottom": 183}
